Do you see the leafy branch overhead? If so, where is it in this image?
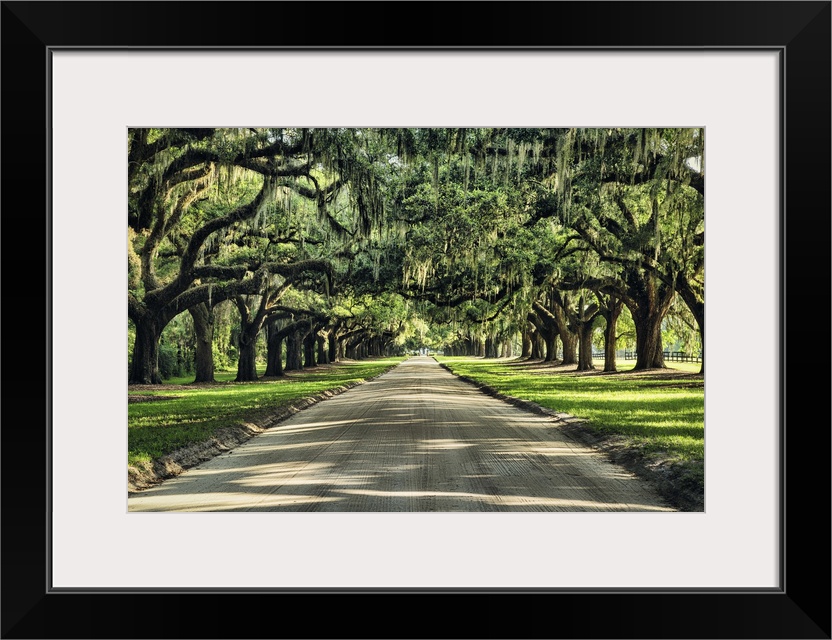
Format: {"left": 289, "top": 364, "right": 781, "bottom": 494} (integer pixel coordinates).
{"left": 128, "top": 127, "right": 704, "bottom": 384}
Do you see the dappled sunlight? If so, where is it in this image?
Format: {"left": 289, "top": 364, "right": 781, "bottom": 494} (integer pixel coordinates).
{"left": 478, "top": 415, "right": 555, "bottom": 426}
{"left": 376, "top": 410, "right": 418, "bottom": 417}
{"left": 417, "top": 439, "right": 474, "bottom": 451}
{"left": 328, "top": 489, "right": 674, "bottom": 512}
{"left": 235, "top": 470, "right": 376, "bottom": 489}
{"left": 237, "top": 439, "right": 357, "bottom": 453}
{"left": 490, "top": 495, "right": 673, "bottom": 511}
{"left": 521, "top": 445, "right": 585, "bottom": 456}
{"left": 129, "top": 357, "right": 678, "bottom": 513}
{"left": 276, "top": 419, "right": 360, "bottom": 432}
{"left": 336, "top": 390, "right": 482, "bottom": 403}
{"left": 188, "top": 460, "right": 335, "bottom": 478}
{"left": 128, "top": 491, "right": 343, "bottom": 512}
{"left": 335, "top": 488, "right": 487, "bottom": 500}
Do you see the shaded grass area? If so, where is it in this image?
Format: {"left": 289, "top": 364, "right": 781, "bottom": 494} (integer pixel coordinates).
{"left": 436, "top": 356, "right": 704, "bottom": 502}
{"left": 128, "top": 358, "right": 404, "bottom": 467}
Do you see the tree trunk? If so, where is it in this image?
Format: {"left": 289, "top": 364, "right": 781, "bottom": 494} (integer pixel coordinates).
{"left": 534, "top": 299, "right": 578, "bottom": 365}
{"left": 631, "top": 308, "right": 665, "bottom": 369}
{"left": 549, "top": 302, "right": 578, "bottom": 365}
{"left": 577, "top": 321, "right": 596, "bottom": 372}
{"left": 543, "top": 332, "right": 557, "bottom": 362}
{"left": 303, "top": 330, "right": 317, "bottom": 367}
{"left": 627, "top": 271, "right": 675, "bottom": 370}
{"left": 328, "top": 332, "right": 338, "bottom": 363}
{"left": 520, "top": 329, "right": 532, "bottom": 358}
{"left": 600, "top": 297, "right": 623, "bottom": 373}
{"left": 285, "top": 331, "right": 303, "bottom": 371}
{"left": 572, "top": 297, "right": 600, "bottom": 373}
{"left": 264, "top": 321, "right": 284, "bottom": 377}
{"left": 129, "top": 314, "right": 163, "bottom": 384}
{"left": 559, "top": 329, "right": 577, "bottom": 363}
{"left": 676, "top": 283, "right": 705, "bottom": 374}
{"left": 484, "top": 335, "right": 498, "bottom": 358}
{"left": 529, "top": 306, "right": 558, "bottom": 362}
{"left": 530, "top": 331, "right": 544, "bottom": 359}
{"left": 235, "top": 326, "right": 259, "bottom": 382}
{"left": 189, "top": 303, "right": 215, "bottom": 383}
{"left": 317, "top": 333, "right": 329, "bottom": 365}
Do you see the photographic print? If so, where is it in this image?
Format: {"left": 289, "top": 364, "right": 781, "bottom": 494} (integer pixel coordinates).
{"left": 127, "top": 127, "right": 705, "bottom": 513}
{"left": 4, "top": 0, "right": 822, "bottom": 634}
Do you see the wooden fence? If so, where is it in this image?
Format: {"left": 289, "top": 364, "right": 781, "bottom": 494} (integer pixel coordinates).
{"left": 622, "top": 350, "right": 702, "bottom": 363}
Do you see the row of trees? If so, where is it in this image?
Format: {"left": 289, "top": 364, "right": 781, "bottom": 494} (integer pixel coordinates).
{"left": 128, "top": 129, "right": 407, "bottom": 383}
{"left": 128, "top": 127, "right": 704, "bottom": 384}
{"left": 391, "top": 128, "right": 703, "bottom": 373}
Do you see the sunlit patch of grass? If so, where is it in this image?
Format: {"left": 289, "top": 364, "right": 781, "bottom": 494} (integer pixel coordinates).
{"left": 437, "top": 356, "right": 704, "bottom": 463}
{"left": 164, "top": 367, "right": 272, "bottom": 385}
{"left": 128, "top": 358, "right": 404, "bottom": 466}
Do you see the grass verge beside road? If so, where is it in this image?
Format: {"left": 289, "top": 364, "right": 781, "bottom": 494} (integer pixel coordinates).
{"left": 128, "top": 357, "right": 404, "bottom": 489}
{"left": 436, "top": 356, "right": 704, "bottom": 511}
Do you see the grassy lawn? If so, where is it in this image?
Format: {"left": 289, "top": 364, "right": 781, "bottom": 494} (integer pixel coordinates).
{"left": 436, "top": 356, "right": 704, "bottom": 466}
{"left": 128, "top": 357, "right": 405, "bottom": 468}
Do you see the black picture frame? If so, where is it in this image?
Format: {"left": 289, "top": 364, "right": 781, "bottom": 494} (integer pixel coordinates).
{"left": 2, "top": 2, "right": 829, "bottom": 638}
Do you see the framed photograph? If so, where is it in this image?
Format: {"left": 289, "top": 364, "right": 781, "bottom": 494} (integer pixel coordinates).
{"left": 3, "top": 1, "right": 829, "bottom": 638}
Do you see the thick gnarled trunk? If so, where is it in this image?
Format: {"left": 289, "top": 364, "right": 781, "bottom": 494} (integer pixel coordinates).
{"left": 129, "top": 315, "right": 163, "bottom": 384}
{"left": 317, "top": 333, "right": 329, "bottom": 365}
{"left": 577, "top": 321, "right": 596, "bottom": 372}
{"left": 484, "top": 334, "right": 498, "bottom": 358}
{"left": 328, "top": 332, "right": 338, "bottom": 363}
{"left": 530, "top": 331, "right": 545, "bottom": 360}
{"left": 235, "top": 327, "right": 259, "bottom": 382}
{"left": 552, "top": 308, "right": 577, "bottom": 365}
{"left": 677, "top": 281, "right": 705, "bottom": 374}
{"left": 571, "top": 296, "right": 599, "bottom": 372}
{"left": 598, "top": 295, "right": 623, "bottom": 373}
{"left": 627, "top": 271, "right": 675, "bottom": 370}
{"left": 285, "top": 330, "right": 304, "bottom": 371}
{"left": 538, "top": 297, "right": 577, "bottom": 365}
{"left": 235, "top": 295, "right": 281, "bottom": 382}
{"left": 529, "top": 309, "right": 558, "bottom": 361}
{"left": 303, "top": 331, "right": 317, "bottom": 367}
{"left": 632, "top": 311, "right": 665, "bottom": 370}
{"left": 189, "top": 303, "right": 215, "bottom": 383}
{"left": 264, "top": 320, "right": 284, "bottom": 377}
{"left": 520, "top": 328, "right": 532, "bottom": 359}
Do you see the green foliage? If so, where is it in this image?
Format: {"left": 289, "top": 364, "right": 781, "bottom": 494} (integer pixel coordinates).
{"left": 616, "top": 305, "right": 637, "bottom": 350}
{"left": 158, "top": 314, "right": 195, "bottom": 379}
{"left": 129, "top": 127, "right": 704, "bottom": 387}
{"left": 211, "top": 341, "right": 234, "bottom": 372}
{"left": 663, "top": 296, "right": 702, "bottom": 353}
{"left": 157, "top": 343, "right": 183, "bottom": 379}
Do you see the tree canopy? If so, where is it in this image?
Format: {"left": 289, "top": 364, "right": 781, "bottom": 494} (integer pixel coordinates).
{"left": 128, "top": 127, "right": 705, "bottom": 382}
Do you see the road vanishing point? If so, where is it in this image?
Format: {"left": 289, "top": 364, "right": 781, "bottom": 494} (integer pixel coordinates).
{"left": 128, "top": 357, "right": 675, "bottom": 512}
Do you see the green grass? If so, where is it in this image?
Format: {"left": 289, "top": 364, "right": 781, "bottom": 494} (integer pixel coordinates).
{"left": 128, "top": 357, "right": 405, "bottom": 467}
{"left": 436, "top": 356, "right": 704, "bottom": 464}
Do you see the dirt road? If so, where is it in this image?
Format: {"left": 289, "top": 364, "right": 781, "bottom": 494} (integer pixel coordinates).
{"left": 128, "top": 357, "right": 675, "bottom": 512}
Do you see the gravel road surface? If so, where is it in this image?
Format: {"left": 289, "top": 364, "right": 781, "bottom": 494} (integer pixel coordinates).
{"left": 127, "top": 357, "right": 675, "bottom": 512}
